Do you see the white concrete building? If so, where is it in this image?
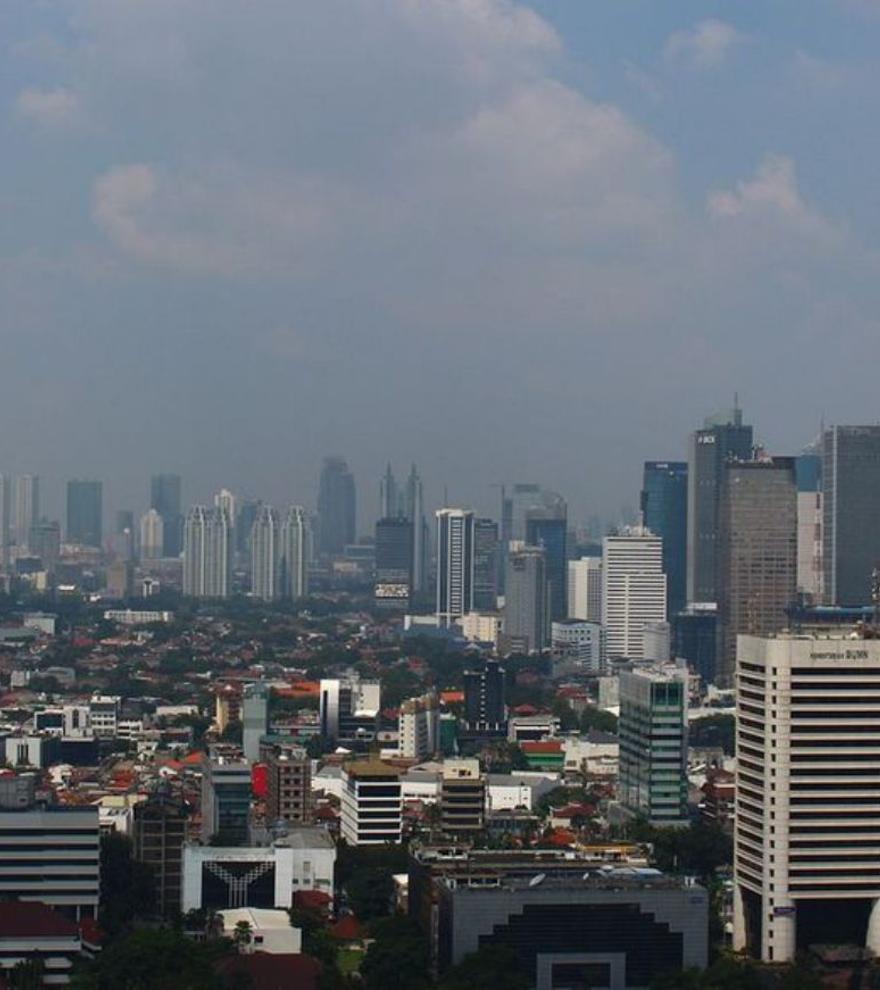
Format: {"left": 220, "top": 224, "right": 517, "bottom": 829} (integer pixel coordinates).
{"left": 734, "top": 633, "right": 880, "bottom": 963}
{"left": 551, "top": 619, "right": 605, "bottom": 673}
{"left": 251, "top": 505, "right": 280, "bottom": 602}
{"left": 435, "top": 509, "right": 475, "bottom": 627}
{"left": 567, "top": 557, "right": 602, "bottom": 622}
{"left": 460, "top": 611, "right": 502, "bottom": 647}
{"left": 485, "top": 772, "right": 561, "bottom": 812}
{"left": 88, "top": 695, "right": 120, "bottom": 738}
{"left": 340, "top": 762, "right": 402, "bottom": 846}
{"left": 602, "top": 528, "right": 666, "bottom": 660}
{"left": 139, "top": 508, "right": 164, "bottom": 561}
{"left": 398, "top": 692, "right": 439, "bottom": 761}
{"left": 218, "top": 908, "right": 302, "bottom": 954}
{"left": 104, "top": 609, "right": 174, "bottom": 625}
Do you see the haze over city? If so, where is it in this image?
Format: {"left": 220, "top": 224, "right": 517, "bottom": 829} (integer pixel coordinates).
{"left": 4, "top": 1, "right": 880, "bottom": 522}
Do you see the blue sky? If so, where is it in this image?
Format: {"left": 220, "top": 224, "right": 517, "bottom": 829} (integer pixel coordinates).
{"left": 2, "top": 0, "right": 879, "bottom": 526}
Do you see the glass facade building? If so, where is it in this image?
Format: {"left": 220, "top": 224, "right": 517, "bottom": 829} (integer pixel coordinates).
{"left": 641, "top": 461, "right": 688, "bottom": 618}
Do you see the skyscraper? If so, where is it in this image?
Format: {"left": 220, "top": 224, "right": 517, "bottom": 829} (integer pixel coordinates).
{"left": 686, "top": 407, "right": 753, "bottom": 605}
{"left": 502, "top": 543, "right": 548, "bottom": 654}
{"left": 602, "top": 527, "right": 667, "bottom": 660}
{"left": 379, "top": 463, "right": 403, "bottom": 519}
{"left": 716, "top": 457, "right": 797, "bottom": 685}
{"left": 641, "top": 461, "right": 688, "bottom": 617}
{"left": 236, "top": 498, "right": 262, "bottom": 557}
{"left": 29, "top": 520, "right": 60, "bottom": 571}
{"left": 13, "top": 475, "right": 39, "bottom": 551}
{"left": 150, "top": 473, "right": 182, "bottom": 558}
{"left": 183, "top": 506, "right": 232, "bottom": 599}
{"left": 525, "top": 493, "right": 567, "bottom": 621}
{"left": 473, "top": 517, "right": 499, "bottom": 610}
{"left": 280, "top": 505, "right": 310, "bottom": 601}
{"left": 405, "top": 464, "right": 428, "bottom": 595}
{"left": 66, "top": 480, "right": 103, "bottom": 548}
{"left": 567, "top": 557, "right": 602, "bottom": 622}
{"left": 139, "top": 509, "right": 164, "bottom": 561}
{"left": 317, "top": 456, "right": 356, "bottom": 556}
{"left": 214, "top": 489, "right": 237, "bottom": 539}
{"left": 795, "top": 450, "right": 823, "bottom": 601}
{"left": 250, "top": 505, "right": 280, "bottom": 602}
{"left": 436, "top": 509, "right": 475, "bottom": 626}
{"left": 374, "top": 517, "right": 413, "bottom": 609}
{"left": 463, "top": 660, "right": 506, "bottom": 734}
{"left": 0, "top": 476, "right": 9, "bottom": 568}
{"left": 822, "top": 425, "right": 880, "bottom": 605}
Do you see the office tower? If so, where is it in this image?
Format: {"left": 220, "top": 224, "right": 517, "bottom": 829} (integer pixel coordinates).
{"left": 250, "top": 505, "right": 280, "bottom": 602}
{"left": 236, "top": 498, "right": 262, "bottom": 557}
{"left": 112, "top": 509, "right": 135, "bottom": 562}
{"left": 551, "top": 619, "right": 605, "bottom": 674}
{"left": 29, "top": 520, "right": 60, "bottom": 571}
{"left": 150, "top": 473, "right": 182, "bottom": 557}
{"left": 567, "top": 556, "right": 603, "bottom": 622}
{"left": 374, "top": 516, "right": 413, "bottom": 609}
{"left": 436, "top": 508, "right": 474, "bottom": 626}
{"left": 602, "top": 527, "right": 667, "bottom": 660}
{"left": 0, "top": 476, "right": 9, "bottom": 568}
{"left": 440, "top": 760, "right": 485, "bottom": 836}
{"left": 139, "top": 508, "right": 164, "bottom": 560}
{"left": 341, "top": 762, "right": 402, "bottom": 846}
{"left": 133, "top": 788, "right": 187, "bottom": 919}
{"left": 618, "top": 663, "right": 688, "bottom": 825}
{"left": 686, "top": 407, "right": 753, "bottom": 604}
{"left": 379, "top": 463, "right": 402, "bottom": 519}
{"left": 405, "top": 464, "right": 428, "bottom": 594}
{"left": 473, "top": 518, "right": 499, "bottom": 610}
{"left": 524, "top": 493, "right": 567, "bottom": 621}
{"left": 795, "top": 450, "right": 823, "bottom": 601}
{"left": 66, "top": 479, "right": 103, "bottom": 547}
{"left": 672, "top": 603, "right": 717, "bottom": 686}
{"left": 265, "top": 745, "right": 312, "bottom": 826}
{"left": 319, "top": 675, "right": 381, "bottom": 745}
{"left": 463, "top": 659, "right": 506, "bottom": 734}
{"left": 201, "top": 761, "right": 252, "bottom": 845}
{"left": 317, "top": 456, "right": 356, "bottom": 556}
{"left": 502, "top": 543, "right": 549, "bottom": 654}
{"left": 279, "top": 505, "right": 310, "bottom": 601}
{"left": 733, "top": 633, "right": 880, "bottom": 962}
{"left": 643, "top": 621, "right": 671, "bottom": 662}
{"left": 13, "top": 475, "right": 39, "bottom": 550}
{"left": 822, "top": 425, "right": 880, "bottom": 605}
{"left": 0, "top": 779, "right": 99, "bottom": 920}
{"left": 716, "top": 458, "right": 797, "bottom": 687}
{"left": 642, "top": 461, "right": 688, "bottom": 617}
{"left": 398, "top": 692, "right": 439, "bottom": 761}
{"left": 182, "top": 506, "right": 232, "bottom": 599}
{"left": 501, "top": 483, "right": 542, "bottom": 544}
{"left": 242, "top": 682, "right": 269, "bottom": 763}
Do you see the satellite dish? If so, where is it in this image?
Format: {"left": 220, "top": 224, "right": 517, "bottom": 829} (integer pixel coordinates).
{"left": 529, "top": 873, "right": 546, "bottom": 888}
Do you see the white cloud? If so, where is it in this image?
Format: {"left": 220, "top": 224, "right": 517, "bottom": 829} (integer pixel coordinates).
{"left": 664, "top": 19, "right": 748, "bottom": 69}
{"left": 14, "top": 86, "right": 82, "bottom": 128}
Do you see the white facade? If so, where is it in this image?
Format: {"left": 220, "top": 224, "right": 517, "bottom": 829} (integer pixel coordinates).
{"left": 280, "top": 505, "right": 311, "bottom": 600}
{"left": 183, "top": 505, "right": 232, "bottom": 599}
{"left": 219, "top": 908, "right": 302, "bottom": 954}
{"left": 485, "top": 772, "right": 560, "bottom": 812}
{"left": 602, "top": 528, "right": 666, "bottom": 660}
{"left": 13, "top": 475, "right": 39, "bottom": 551}
{"left": 398, "top": 693, "right": 439, "bottom": 761}
{"left": 436, "top": 509, "right": 474, "bottom": 626}
{"left": 139, "top": 509, "right": 164, "bottom": 560}
{"left": 734, "top": 633, "right": 880, "bottom": 963}
{"left": 796, "top": 489, "right": 823, "bottom": 600}
{"left": 251, "top": 505, "right": 280, "bottom": 602}
{"left": 551, "top": 620, "right": 605, "bottom": 673}
{"left": 104, "top": 609, "right": 173, "bottom": 625}
{"left": 567, "top": 557, "right": 602, "bottom": 622}
{"left": 642, "top": 621, "right": 671, "bottom": 662}
{"left": 460, "top": 611, "right": 502, "bottom": 647}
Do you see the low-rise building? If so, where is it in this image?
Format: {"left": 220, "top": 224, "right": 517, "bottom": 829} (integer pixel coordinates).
{"left": 486, "top": 773, "right": 560, "bottom": 812}
{"left": 440, "top": 760, "right": 484, "bottom": 837}
{"left": 340, "top": 761, "right": 402, "bottom": 846}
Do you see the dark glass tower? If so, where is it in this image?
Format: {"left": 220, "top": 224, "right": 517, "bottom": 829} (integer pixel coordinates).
{"left": 463, "top": 659, "right": 506, "bottom": 734}
{"left": 66, "top": 480, "right": 103, "bottom": 548}
{"left": 317, "top": 456, "right": 356, "bottom": 556}
{"left": 641, "top": 461, "right": 688, "bottom": 617}
{"left": 374, "top": 516, "right": 413, "bottom": 609}
{"left": 151, "top": 473, "right": 182, "bottom": 558}
{"left": 524, "top": 495, "right": 567, "bottom": 621}
{"left": 473, "top": 518, "right": 499, "bottom": 611}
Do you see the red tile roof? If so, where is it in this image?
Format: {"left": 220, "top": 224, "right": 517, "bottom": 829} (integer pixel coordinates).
{"left": 0, "top": 902, "right": 79, "bottom": 939}
{"left": 521, "top": 741, "right": 563, "bottom": 753}
{"left": 329, "top": 914, "right": 364, "bottom": 941}
{"left": 216, "top": 952, "right": 321, "bottom": 990}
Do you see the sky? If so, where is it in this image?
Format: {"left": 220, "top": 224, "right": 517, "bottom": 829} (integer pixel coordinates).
{"left": 3, "top": 0, "right": 880, "bottom": 529}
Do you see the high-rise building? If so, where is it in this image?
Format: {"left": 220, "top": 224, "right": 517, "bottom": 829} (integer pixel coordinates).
{"left": 374, "top": 516, "right": 413, "bottom": 609}
{"left": 139, "top": 508, "right": 164, "bottom": 561}
{"left": 501, "top": 483, "right": 542, "bottom": 544}
{"left": 236, "top": 498, "right": 262, "bottom": 558}
{"left": 242, "top": 682, "right": 269, "bottom": 763}
{"left": 567, "top": 556, "right": 602, "bottom": 622}
{"left": 214, "top": 488, "right": 237, "bottom": 536}
{"left": 113, "top": 510, "right": 135, "bottom": 562}
{"left": 672, "top": 603, "right": 717, "bottom": 686}
{"left": 715, "top": 457, "right": 797, "bottom": 686}
{"left": 29, "top": 520, "right": 60, "bottom": 571}
{"left": 822, "top": 425, "right": 880, "bottom": 606}
{"left": 641, "top": 461, "right": 688, "bottom": 617}
{"left": 66, "top": 479, "right": 103, "bottom": 548}
{"left": 473, "top": 518, "right": 499, "bottom": 610}
{"left": 551, "top": 619, "right": 605, "bottom": 674}
{"left": 524, "top": 494, "right": 567, "bottom": 621}
{"left": 686, "top": 408, "right": 753, "bottom": 605}
{"left": 341, "top": 762, "right": 402, "bottom": 846}
{"left": 151, "top": 473, "right": 183, "bottom": 558}
{"left": 379, "top": 463, "right": 403, "bottom": 519}
{"left": 265, "top": 745, "right": 312, "bottom": 826}
{"left": 133, "top": 788, "right": 188, "bottom": 919}
{"left": 0, "top": 475, "right": 10, "bottom": 568}
{"left": 13, "top": 475, "right": 39, "bottom": 551}
{"left": 279, "top": 505, "right": 310, "bottom": 601}
{"left": 502, "top": 543, "right": 548, "bottom": 654}
{"left": 317, "top": 456, "right": 356, "bottom": 556}
{"left": 602, "top": 527, "right": 667, "bottom": 660}
{"left": 182, "top": 506, "right": 232, "bottom": 599}
{"left": 733, "top": 632, "right": 880, "bottom": 962}
{"left": 319, "top": 675, "right": 381, "bottom": 745}
{"left": 618, "top": 663, "right": 688, "bottom": 826}
{"left": 463, "top": 660, "right": 506, "bottom": 734}
{"left": 201, "top": 761, "right": 251, "bottom": 845}
{"left": 795, "top": 451, "right": 823, "bottom": 602}
{"left": 436, "top": 509, "right": 475, "bottom": 627}
{"left": 405, "top": 464, "right": 428, "bottom": 595}
{"left": 398, "top": 692, "right": 439, "bottom": 761}
{"left": 250, "top": 505, "right": 280, "bottom": 602}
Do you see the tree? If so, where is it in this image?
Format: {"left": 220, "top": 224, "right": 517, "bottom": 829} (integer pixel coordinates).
{"left": 232, "top": 920, "right": 253, "bottom": 951}
{"left": 9, "top": 959, "right": 44, "bottom": 990}
{"left": 360, "top": 916, "right": 430, "bottom": 990}
{"left": 345, "top": 866, "right": 393, "bottom": 921}
{"left": 439, "top": 945, "right": 530, "bottom": 990}
{"left": 98, "top": 833, "right": 156, "bottom": 936}
{"left": 689, "top": 714, "right": 735, "bottom": 756}
{"left": 579, "top": 707, "right": 618, "bottom": 734}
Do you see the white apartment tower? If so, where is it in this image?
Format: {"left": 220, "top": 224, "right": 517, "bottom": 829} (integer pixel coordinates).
{"left": 183, "top": 506, "right": 232, "bottom": 599}
{"left": 398, "top": 692, "right": 439, "bottom": 761}
{"left": 251, "top": 505, "right": 280, "bottom": 602}
{"left": 567, "top": 557, "right": 603, "bottom": 621}
{"left": 602, "top": 527, "right": 666, "bottom": 660}
{"left": 734, "top": 633, "right": 880, "bottom": 962}
{"left": 280, "top": 505, "right": 311, "bottom": 600}
{"left": 436, "top": 509, "right": 474, "bottom": 627}
{"left": 139, "top": 508, "right": 164, "bottom": 561}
